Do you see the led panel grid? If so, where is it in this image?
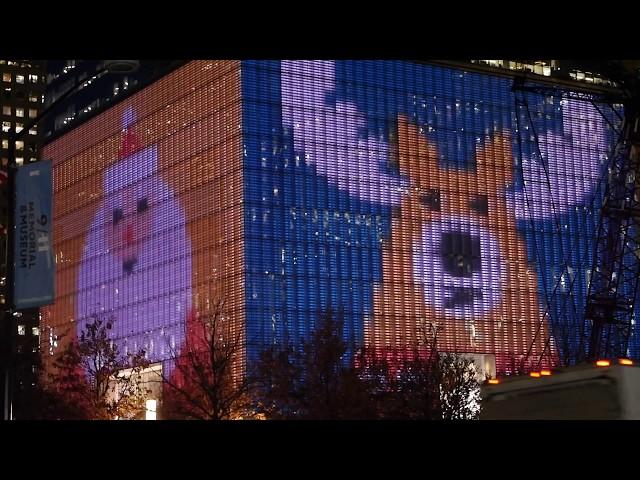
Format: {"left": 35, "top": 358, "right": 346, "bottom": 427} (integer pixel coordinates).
{"left": 41, "top": 61, "right": 245, "bottom": 375}
{"left": 41, "top": 60, "right": 625, "bottom": 381}
{"left": 244, "top": 60, "right": 620, "bottom": 374}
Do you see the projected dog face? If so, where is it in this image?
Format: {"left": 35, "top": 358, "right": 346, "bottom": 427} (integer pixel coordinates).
{"left": 399, "top": 120, "right": 512, "bottom": 321}
{"left": 379, "top": 118, "right": 539, "bottom": 356}
{"left": 414, "top": 215, "right": 505, "bottom": 318}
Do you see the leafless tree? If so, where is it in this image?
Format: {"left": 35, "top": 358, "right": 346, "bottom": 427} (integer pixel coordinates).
{"left": 356, "top": 320, "right": 482, "bottom": 420}
{"left": 438, "top": 353, "right": 481, "bottom": 420}
{"left": 160, "top": 298, "right": 254, "bottom": 420}
{"left": 46, "top": 314, "right": 150, "bottom": 420}
{"left": 255, "top": 308, "right": 374, "bottom": 419}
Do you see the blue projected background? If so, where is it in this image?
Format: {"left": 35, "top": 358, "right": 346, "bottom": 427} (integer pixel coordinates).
{"left": 242, "top": 60, "right": 623, "bottom": 373}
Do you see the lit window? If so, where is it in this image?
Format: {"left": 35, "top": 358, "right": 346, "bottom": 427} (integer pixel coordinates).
{"left": 15, "top": 141, "right": 24, "bottom": 150}
{"left": 28, "top": 94, "right": 38, "bottom": 103}
{"left": 2, "top": 73, "right": 10, "bottom": 82}
{"left": 15, "top": 123, "right": 23, "bottom": 133}
{"left": 145, "top": 399, "right": 157, "bottom": 420}
{"left": 16, "top": 107, "right": 24, "bottom": 118}
{"left": 16, "top": 74, "right": 24, "bottom": 84}
{"left": 32, "top": 327, "right": 39, "bottom": 336}
{"left": 1, "top": 139, "right": 7, "bottom": 149}
{"left": 29, "top": 157, "right": 36, "bottom": 163}
{"left": 15, "top": 157, "right": 23, "bottom": 165}
{"left": 2, "top": 105, "right": 11, "bottom": 115}
{"left": 28, "top": 74, "right": 38, "bottom": 83}
{"left": 29, "top": 127, "right": 37, "bottom": 135}
{"left": 1, "top": 121, "right": 10, "bottom": 133}
{"left": 28, "top": 109, "right": 37, "bottom": 118}
{"left": 17, "top": 325, "right": 25, "bottom": 336}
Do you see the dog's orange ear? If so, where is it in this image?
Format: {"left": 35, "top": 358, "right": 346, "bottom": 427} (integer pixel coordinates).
{"left": 397, "top": 115, "right": 440, "bottom": 188}
{"left": 476, "top": 131, "right": 513, "bottom": 188}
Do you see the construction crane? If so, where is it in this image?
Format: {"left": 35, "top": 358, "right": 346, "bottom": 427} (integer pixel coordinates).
{"left": 512, "top": 61, "right": 640, "bottom": 366}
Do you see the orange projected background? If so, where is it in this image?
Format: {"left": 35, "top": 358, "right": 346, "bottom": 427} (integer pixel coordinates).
{"left": 41, "top": 61, "right": 244, "bottom": 369}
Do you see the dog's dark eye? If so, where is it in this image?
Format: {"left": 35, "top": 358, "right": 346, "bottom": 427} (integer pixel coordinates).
{"left": 113, "top": 208, "right": 124, "bottom": 225}
{"left": 469, "top": 195, "right": 488, "bottom": 216}
{"left": 137, "top": 198, "right": 148, "bottom": 213}
{"left": 419, "top": 189, "right": 440, "bottom": 211}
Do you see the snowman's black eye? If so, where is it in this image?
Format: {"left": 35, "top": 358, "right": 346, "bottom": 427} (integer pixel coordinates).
{"left": 469, "top": 194, "right": 488, "bottom": 216}
{"left": 113, "top": 208, "right": 124, "bottom": 225}
{"left": 137, "top": 198, "right": 148, "bottom": 213}
{"left": 419, "top": 189, "right": 440, "bottom": 211}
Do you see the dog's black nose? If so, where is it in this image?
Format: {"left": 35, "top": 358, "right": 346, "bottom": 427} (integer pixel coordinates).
{"left": 441, "top": 231, "right": 481, "bottom": 277}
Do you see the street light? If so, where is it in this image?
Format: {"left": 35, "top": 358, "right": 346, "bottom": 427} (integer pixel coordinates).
{"left": 1, "top": 60, "right": 139, "bottom": 420}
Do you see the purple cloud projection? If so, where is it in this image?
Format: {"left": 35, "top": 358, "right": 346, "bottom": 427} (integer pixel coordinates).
{"left": 281, "top": 60, "right": 408, "bottom": 206}
{"left": 512, "top": 99, "right": 608, "bottom": 219}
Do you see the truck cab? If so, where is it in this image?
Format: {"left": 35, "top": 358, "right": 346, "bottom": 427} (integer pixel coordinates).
{"left": 481, "top": 361, "right": 640, "bottom": 420}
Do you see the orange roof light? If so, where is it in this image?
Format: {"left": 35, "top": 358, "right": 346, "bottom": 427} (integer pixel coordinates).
{"left": 530, "top": 372, "right": 541, "bottom": 378}
{"left": 596, "top": 360, "right": 611, "bottom": 367}
{"left": 540, "top": 369, "right": 552, "bottom": 376}
{"left": 488, "top": 379, "right": 500, "bottom": 385}
{"left": 618, "top": 358, "right": 634, "bottom": 366}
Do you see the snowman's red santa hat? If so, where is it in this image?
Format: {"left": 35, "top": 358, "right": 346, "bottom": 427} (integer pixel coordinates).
{"left": 104, "top": 107, "right": 158, "bottom": 196}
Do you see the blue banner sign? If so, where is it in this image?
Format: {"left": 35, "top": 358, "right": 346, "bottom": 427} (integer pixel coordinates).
{"left": 13, "top": 160, "right": 54, "bottom": 309}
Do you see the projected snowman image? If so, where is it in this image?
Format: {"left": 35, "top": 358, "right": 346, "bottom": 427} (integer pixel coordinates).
{"left": 76, "top": 109, "right": 192, "bottom": 367}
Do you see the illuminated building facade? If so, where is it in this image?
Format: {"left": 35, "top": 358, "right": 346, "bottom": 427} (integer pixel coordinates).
{"left": 40, "top": 60, "right": 624, "bottom": 397}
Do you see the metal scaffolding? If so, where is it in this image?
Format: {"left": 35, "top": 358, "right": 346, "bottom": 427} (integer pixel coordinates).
{"left": 513, "top": 67, "right": 640, "bottom": 365}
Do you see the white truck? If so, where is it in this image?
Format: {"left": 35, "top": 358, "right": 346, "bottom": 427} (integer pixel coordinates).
{"left": 481, "top": 362, "right": 640, "bottom": 420}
